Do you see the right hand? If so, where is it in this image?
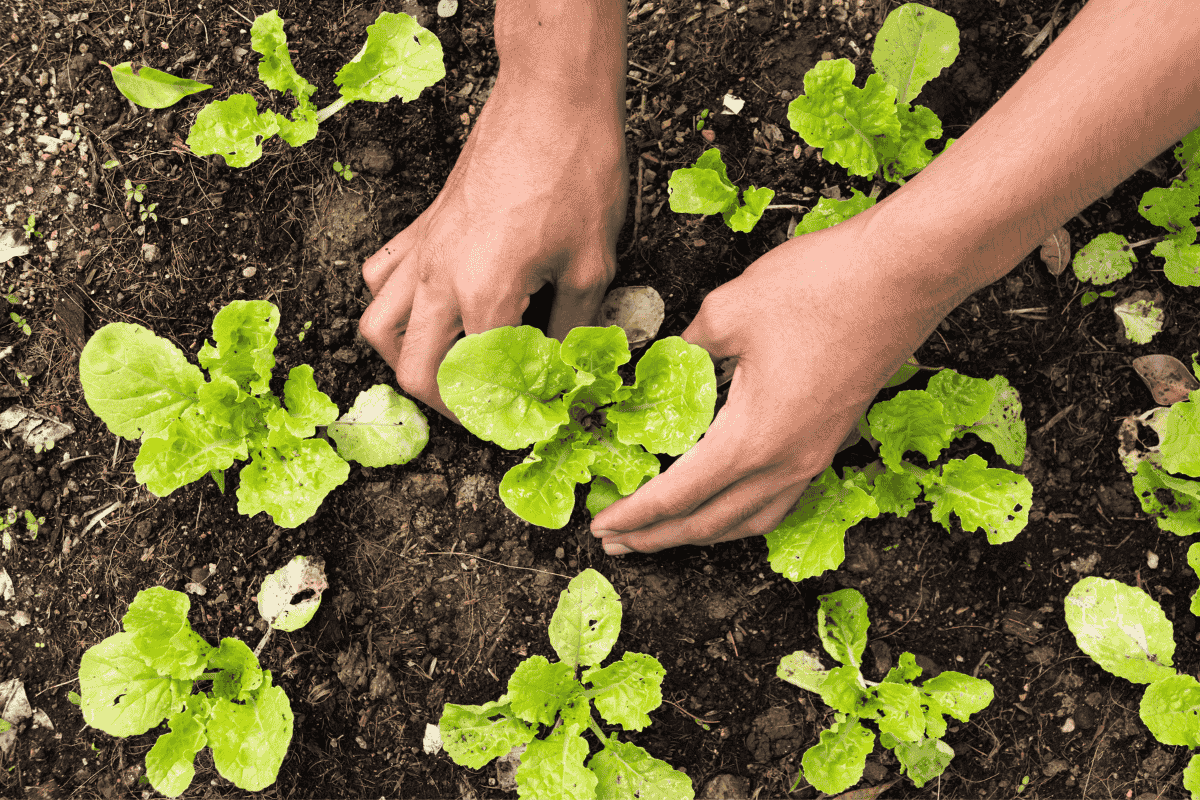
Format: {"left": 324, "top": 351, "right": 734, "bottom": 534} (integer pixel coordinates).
{"left": 359, "top": 78, "right": 629, "bottom": 419}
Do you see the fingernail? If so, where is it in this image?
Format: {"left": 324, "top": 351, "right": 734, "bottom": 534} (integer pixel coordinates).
{"left": 592, "top": 529, "right": 616, "bottom": 538}
{"left": 604, "top": 542, "right": 632, "bottom": 556}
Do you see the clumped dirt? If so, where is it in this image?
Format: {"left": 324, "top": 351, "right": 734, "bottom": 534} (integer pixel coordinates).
{"left": 2, "top": 1, "right": 1198, "bottom": 799}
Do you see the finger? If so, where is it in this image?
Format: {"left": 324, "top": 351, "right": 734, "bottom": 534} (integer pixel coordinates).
{"left": 363, "top": 222, "right": 420, "bottom": 296}
{"left": 394, "top": 283, "right": 463, "bottom": 420}
{"left": 358, "top": 266, "right": 418, "bottom": 370}
{"left": 547, "top": 248, "right": 616, "bottom": 341}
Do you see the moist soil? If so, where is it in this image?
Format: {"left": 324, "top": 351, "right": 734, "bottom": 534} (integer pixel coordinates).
{"left": 1, "top": 0, "right": 1196, "bottom": 798}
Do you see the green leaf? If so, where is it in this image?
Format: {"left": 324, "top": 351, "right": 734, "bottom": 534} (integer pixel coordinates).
{"left": 206, "top": 673, "right": 293, "bottom": 792}
{"left": 198, "top": 300, "right": 280, "bottom": 395}
{"left": 1140, "top": 674, "right": 1200, "bottom": 747}
{"left": 1156, "top": 238, "right": 1200, "bottom": 287}
{"left": 1115, "top": 294, "right": 1165, "bottom": 344}
{"left": 104, "top": 62, "right": 211, "bottom": 109}
{"left": 871, "top": 2, "right": 959, "bottom": 104}
{"left": 577, "top": 425, "right": 660, "bottom": 497}
{"left": 801, "top": 719, "right": 874, "bottom": 795}
{"left": 926, "top": 369, "right": 995, "bottom": 426}
{"left": 80, "top": 322, "right": 205, "bottom": 442}
{"left": 279, "top": 365, "right": 339, "bottom": 433}
{"left": 869, "top": 390, "right": 954, "bottom": 471}
{"left": 1185, "top": 752, "right": 1200, "bottom": 800}
{"left": 723, "top": 185, "right": 775, "bottom": 233}
{"left": 507, "top": 656, "right": 577, "bottom": 726}
{"left": 863, "top": 681, "right": 925, "bottom": 742}
{"left": 251, "top": 12, "right": 316, "bottom": 102}
{"left": 589, "top": 735, "right": 696, "bottom": 800}
{"left": 608, "top": 337, "right": 716, "bottom": 456}
{"left": 794, "top": 189, "right": 876, "bottom": 236}
{"left": 765, "top": 467, "right": 879, "bottom": 582}
{"left": 884, "top": 651, "right": 923, "bottom": 684}
{"left": 1133, "top": 460, "right": 1200, "bottom": 535}
{"left": 516, "top": 726, "right": 598, "bottom": 800}
{"left": 1072, "top": 232, "right": 1136, "bottom": 285}
{"left": 335, "top": 12, "right": 446, "bottom": 104}
{"left": 891, "top": 736, "right": 954, "bottom": 788}
{"left": 920, "top": 670, "right": 994, "bottom": 739}
{"left": 187, "top": 94, "right": 281, "bottom": 168}
{"left": 1190, "top": 542, "right": 1200, "bottom": 617}
{"left": 257, "top": 554, "right": 328, "bottom": 632}
{"left": 144, "top": 695, "right": 209, "bottom": 798}
{"left": 209, "top": 638, "right": 264, "bottom": 702}
{"left": 817, "top": 664, "right": 869, "bottom": 715}
{"left": 1064, "top": 577, "right": 1177, "bottom": 684}
{"left": 499, "top": 428, "right": 595, "bottom": 528}
{"left": 1139, "top": 184, "right": 1199, "bottom": 244}
{"left": 560, "top": 325, "right": 631, "bottom": 411}
{"left": 439, "top": 700, "right": 535, "bottom": 769}
{"left": 777, "top": 650, "right": 829, "bottom": 693}
{"left": 963, "top": 375, "right": 1027, "bottom": 467}
{"left": 818, "top": 588, "right": 870, "bottom": 669}
{"left": 584, "top": 652, "right": 665, "bottom": 731}
{"left": 133, "top": 407, "right": 248, "bottom": 497}
{"left": 78, "top": 632, "right": 192, "bottom": 737}
{"left": 1177, "top": 128, "right": 1200, "bottom": 173}
{"left": 871, "top": 466, "right": 922, "bottom": 517}
{"left": 668, "top": 148, "right": 739, "bottom": 215}
{"left": 438, "top": 326, "right": 575, "bottom": 450}
{"left": 586, "top": 477, "right": 624, "bottom": 518}
{"left": 329, "top": 384, "right": 429, "bottom": 467}
{"left": 1162, "top": 395, "right": 1200, "bottom": 477}
{"left": 547, "top": 569, "right": 622, "bottom": 670}
{"left": 787, "top": 60, "right": 902, "bottom": 178}
{"left": 123, "top": 587, "right": 214, "bottom": 682}
{"left": 925, "top": 455, "right": 1031, "bottom": 544}
{"left": 878, "top": 102, "right": 942, "bottom": 182}
{"left": 236, "top": 439, "right": 351, "bottom": 528}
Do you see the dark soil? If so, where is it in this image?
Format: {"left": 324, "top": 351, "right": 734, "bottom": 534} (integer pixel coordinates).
{"left": 2, "top": 0, "right": 1197, "bottom": 798}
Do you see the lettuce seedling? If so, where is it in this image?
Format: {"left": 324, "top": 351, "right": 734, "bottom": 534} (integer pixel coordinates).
{"left": 437, "top": 325, "right": 715, "bottom": 528}
{"left": 78, "top": 587, "right": 293, "bottom": 797}
{"left": 439, "top": 569, "right": 694, "bottom": 800}
{"left": 1065, "top": 577, "right": 1200, "bottom": 798}
{"left": 766, "top": 368, "right": 1030, "bottom": 582}
{"left": 668, "top": 148, "right": 775, "bottom": 233}
{"left": 79, "top": 300, "right": 428, "bottom": 528}
{"left": 779, "top": 588, "right": 993, "bottom": 794}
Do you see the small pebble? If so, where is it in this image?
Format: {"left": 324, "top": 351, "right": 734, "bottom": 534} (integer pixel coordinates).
{"left": 242, "top": 266, "right": 257, "bottom": 278}
{"left": 1147, "top": 550, "right": 1159, "bottom": 569}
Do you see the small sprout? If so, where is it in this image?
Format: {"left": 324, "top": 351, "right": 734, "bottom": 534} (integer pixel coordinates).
{"left": 123, "top": 179, "right": 147, "bottom": 204}
{"left": 140, "top": 202, "right": 159, "bottom": 223}
{"left": 102, "top": 158, "right": 120, "bottom": 169}
{"left": 332, "top": 161, "right": 353, "bottom": 181}
{"left": 298, "top": 320, "right": 313, "bottom": 341}
{"left": 1081, "top": 289, "right": 1116, "bottom": 307}
{"left": 695, "top": 108, "right": 709, "bottom": 131}
{"left": 23, "top": 214, "right": 42, "bottom": 239}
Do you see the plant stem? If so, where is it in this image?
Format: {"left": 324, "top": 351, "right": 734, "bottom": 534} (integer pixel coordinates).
{"left": 1128, "top": 234, "right": 1167, "bottom": 249}
{"left": 253, "top": 626, "right": 273, "bottom": 658}
{"left": 316, "top": 97, "right": 350, "bottom": 124}
{"left": 588, "top": 713, "right": 608, "bottom": 743}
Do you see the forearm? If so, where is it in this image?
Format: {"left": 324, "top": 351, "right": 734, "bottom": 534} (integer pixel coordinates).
{"left": 873, "top": 0, "right": 1200, "bottom": 314}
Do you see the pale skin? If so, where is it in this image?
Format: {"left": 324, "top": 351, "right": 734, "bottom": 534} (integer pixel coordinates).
{"left": 361, "top": 0, "right": 1200, "bottom": 555}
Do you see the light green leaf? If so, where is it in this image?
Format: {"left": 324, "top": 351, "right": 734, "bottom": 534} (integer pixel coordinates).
{"left": 589, "top": 735, "right": 695, "bottom": 800}
{"left": 209, "top": 638, "right": 263, "bottom": 702}
{"left": 920, "top": 670, "right": 994, "bottom": 739}
{"left": 1156, "top": 238, "right": 1200, "bottom": 287}
{"left": 878, "top": 102, "right": 942, "bottom": 182}
{"left": 577, "top": 425, "right": 660, "bottom": 497}
{"left": 516, "top": 727, "right": 598, "bottom": 800}
{"left": 1190, "top": 542, "right": 1200, "bottom": 616}
{"left": 926, "top": 369, "right": 995, "bottom": 426}
{"left": 868, "top": 390, "right": 954, "bottom": 472}
{"left": 187, "top": 94, "right": 281, "bottom": 168}
{"left": 1139, "top": 184, "right": 1199, "bottom": 245}
{"left": 963, "top": 375, "right": 1027, "bottom": 467}
{"left": 438, "top": 326, "right": 575, "bottom": 450}
{"left": 78, "top": 632, "right": 191, "bottom": 738}
{"left": 80, "top": 322, "right": 204, "bottom": 442}
{"left": 765, "top": 467, "right": 879, "bottom": 582}
{"left": 925, "top": 454, "right": 1031, "bottom": 544}
{"left": 198, "top": 300, "right": 280, "bottom": 395}
{"left": 329, "top": 384, "right": 429, "bottom": 467}
{"left": 863, "top": 681, "right": 924, "bottom": 742}
{"left": 439, "top": 700, "right": 535, "bottom": 769}
{"left": 723, "top": 185, "right": 775, "bottom": 233}
{"left": 586, "top": 477, "right": 624, "bottom": 518}
{"left": 335, "top": 12, "right": 445, "bottom": 104}
{"left": 871, "top": 2, "right": 959, "bottom": 104}
{"left": 584, "top": 652, "right": 665, "bottom": 731}
{"left": 1115, "top": 294, "right": 1165, "bottom": 344}
{"left": 817, "top": 664, "right": 869, "bottom": 715}
{"left": 1140, "top": 673, "right": 1200, "bottom": 747}
{"left": 668, "top": 149, "right": 739, "bottom": 215}
{"left": 105, "top": 62, "right": 211, "bottom": 109}
{"left": 1184, "top": 752, "right": 1200, "bottom": 799}
{"left": 251, "top": 11, "right": 316, "bottom": 102}
{"left": 818, "top": 588, "right": 870, "bottom": 669}
{"left": 548, "top": 569, "right": 622, "bottom": 670}
{"left": 608, "top": 337, "right": 716, "bottom": 456}
{"left": 801, "top": 719, "right": 874, "bottom": 795}
{"left": 871, "top": 466, "right": 922, "bottom": 517}
{"left": 560, "top": 325, "right": 631, "bottom": 412}
{"left": 891, "top": 736, "right": 954, "bottom": 788}
{"left": 507, "top": 656, "right": 578, "bottom": 726}
{"left": 236, "top": 439, "right": 350, "bottom": 528}
{"left": 1162, "top": 395, "right": 1200, "bottom": 477}
{"left": 793, "top": 189, "right": 876, "bottom": 236}
{"left": 499, "top": 429, "right": 595, "bottom": 528}
{"left": 257, "top": 554, "right": 328, "bottom": 632}
{"left": 1177, "top": 128, "right": 1200, "bottom": 173}
{"left": 777, "top": 650, "right": 829, "bottom": 693}
{"left": 280, "top": 366, "right": 339, "bottom": 434}
{"left": 1073, "top": 232, "right": 1136, "bottom": 285}
{"left": 884, "top": 651, "right": 924, "bottom": 685}
{"left": 1064, "top": 577, "right": 1176, "bottom": 684}
{"left": 134, "top": 407, "right": 247, "bottom": 497}
{"left": 123, "top": 587, "right": 213, "bottom": 682}
{"left": 144, "top": 695, "right": 209, "bottom": 798}
{"left": 1132, "top": 460, "right": 1200, "bottom": 535}
{"left": 206, "top": 673, "right": 293, "bottom": 792}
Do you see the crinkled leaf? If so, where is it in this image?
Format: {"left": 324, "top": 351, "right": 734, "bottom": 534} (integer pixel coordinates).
{"left": 801, "top": 719, "right": 874, "bottom": 795}
{"left": 438, "top": 326, "right": 574, "bottom": 450}
{"left": 609, "top": 337, "right": 716, "bottom": 456}
{"left": 863, "top": 681, "right": 924, "bottom": 743}
{"left": 198, "top": 300, "right": 279, "bottom": 395}
{"left": 891, "top": 736, "right": 954, "bottom": 788}
{"left": 1140, "top": 673, "right": 1200, "bottom": 747}
{"left": 1115, "top": 294, "right": 1165, "bottom": 344}
{"left": 586, "top": 477, "right": 624, "bottom": 517}
{"left": 105, "top": 62, "right": 211, "bottom": 109}
{"left": 548, "top": 569, "right": 622, "bottom": 670}
{"left": 236, "top": 439, "right": 350, "bottom": 528}
{"left": 499, "top": 428, "right": 594, "bottom": 528}
{"left": 878, "top": 102, "right": 942, "bottom": 182}
{"left": 818, "top": 588, "right": 869, "bottom": 669}
{"left": 871, "top": 2, "right": 959, "bottom": 104}
{"left": 335, "top": 12, "right": 445, "bottom": 104}
{"left": 1162, "top": 395, "right": 1200, "bottom": 477}
{"left": 329, "top": 384, "right": 429, "bottom": 467}
{"left": 507, "top": 656, "right": 577, "bottom": 727}
{"left": 257, "top": 555, "right": 328, "bottom": 632}
{"left": 722, "top": 185, "right": 775, "bottom": 233}
{"left": 144, "top": 695, "right": 209, "bottom": 798}
{"left": 589, "top": 735, "right": 695, "bottom": 800}
{"left": 1190, "top": 542, "right": 1200, "bottom": 617}
{"left": 963, "top": 375, "right": 1027, "bottom": 467}
{"left": 1133, "top": 460, "right": 1200, "bottom": 535}
{"left": 778, "top": 650, "right": 829, "bottom": 694}
{"left": 1177, "top": 128, "right": 1200, "bottom": 173}
{"left": 123, "top": 587, "right": 213, "bottom": 682}
{"left": 578, "top": 425, "right": 660, "bottom": 497}
{"left": 787, "top": 60, "right": 901, "bottom": 178}
{"left": 279, "top": 365, "right": 339, "bottom": 434}
{"left": 207, "top": 673, "right": 293, "bottom": 792}
{"left": 1073, "top": 232, "right": 1136, "bottom": 284}
{"left": 872, "top": 466, "right": 922, "bottom": 517}
{"left": 668, "top": 148, "right": 739, "bottom": 215}
{"left": 1139, "top": 184, "right": 1199, "bottom": 244}
{"left": 765, "top": 467, "right": 879, "bottom": 582}
{"left": 869, "top": 390, "right": 954, "bottom": 471}
{"left": 584, "top": 652, "right": 665, "bottom": 731}
{"left": 80, "top": 322, "right": 204, "bottom": 441}
{"left": 816, "top": 664, "right": 868, "bottom": 715}
{"left": 925, "top": 455, "right": 1031, "bottom": 544}
{"left": 793, "top": 189, "right": 876, "bottom": 236}
{"left": 926, "top": 369, "right": 994, "bottom": 426}
{"left": 251, "top": 11, "right": 317, "bottom": 104}
{"left": 134, "top": 407, "right": 247, "bottom": 497}
{"left": 1157, "top": 238, "right": 1200, "bottom": 287}
{"left": 78, "top": 632, "right": 191, "bottom": 737}
{"left": 920, "top": 671, "right": 993, "bottom": 739}
{"left": 1064, "top": 577, "right": 1176, "bottom": 684}
{"left": 516, "top": 726, "right": 597, "bottom": 800}
{"left": 187, "top": 94, "right": 281, "bottom": 168}
{"left": 884, "top": 651, "right": 924, "bottom": 685}
{"left": 209, "top": 638, "right": 263, "bottom": 702}
{"left": 439, "top": 700, "right": 534, "bottom": 769}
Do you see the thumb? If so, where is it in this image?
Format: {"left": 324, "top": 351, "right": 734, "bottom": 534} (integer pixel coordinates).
{"left": 546, "top": 251, "right": 614, "bottom": 341}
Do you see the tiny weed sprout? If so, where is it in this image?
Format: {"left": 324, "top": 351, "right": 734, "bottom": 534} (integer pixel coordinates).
{"left": 1065, "top": 577, "right": 1200, "bottom": 798}
{"left": 765, "top": 368, "right": 1030, "bottom": 582}
{"left": 1081, "top": 289, "right": 1116, "bottom": 307}
{"left": 77, "top": 587, "right": 294, "bottom": 797}
{"left": 436, "top": 325, "right": 716, "bottom": 528}
{"left": 6, "top": 293, "right": 32, "bottom": 336}
{"left": 104, "top": 10, "right": 444, "bottom": 168}
{"left": 778, "top": 588, "right": 993, "bottom": 794}
{"left": 1, "top": 508, "right": 43, "bottom": 550}
{"left": 332, "top": 161, "right": 354, "bottom": 181}
{"left": 22, "top": 214, "right": 41, "bottom": 239}
{"left": 439, "top": 569, "right": 694, "bottom": 800}
{"left": 668, "top": 148, "right": 776, "bottom": 233}
{"left": 79, "top": 300, "right": 429, "bottom": 528}
{"left": 298, "top": 320, "right": 313, "bottom": 341}
{"left": 123, "top": 179, "right": 146, "bottom": 205}
{"left": 695, "top": 108, "right": 709, "bottom": 131}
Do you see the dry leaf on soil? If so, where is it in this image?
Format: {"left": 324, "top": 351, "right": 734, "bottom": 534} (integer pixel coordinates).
{"left": 599, "top": 285, "right": 665, "bottom": 347}
{"left": 1038, "top": 226, "right": 1071, "bottom": 276}
{"left": 1132, "top": 354, "right": 1200, "bottom": 405}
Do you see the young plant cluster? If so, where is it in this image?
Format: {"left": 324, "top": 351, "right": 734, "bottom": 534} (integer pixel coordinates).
{"left": 436, "top": 325, "right": 716, "bottom": 528}
{"left": 439, "top": 569, "right": 693, "bottom": 800}
{"left": 779, "top": 589, "right": 994, "bottom": 794}
{"left": 104, "top": 10, "right": 444, "bottom": 167}
{"left": 668, "top": 2, "right": 958, "bottom": 233}
{"left": 765, "top": 368, "right": 1030, "bottom": 582}
{"left": 1065, "top": 576, "right": 1200, "bottom": 798}
{"left": 79, "top": 300, "right": 428, "bottom": 528}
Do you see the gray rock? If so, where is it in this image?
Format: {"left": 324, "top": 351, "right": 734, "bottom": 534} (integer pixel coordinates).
{"left": 356, "top": 142, "right": 395, "bottom": 175}
{"left": 700, "top": 774, "right": 749, "bottom": 799}
{"left": 332, "top": 346, "right": 358, "bottom": 363}
{"left": 402, "top": 473, "right": 449, "bottom": 505}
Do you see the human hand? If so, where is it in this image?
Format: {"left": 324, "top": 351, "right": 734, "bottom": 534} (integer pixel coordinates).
{"left": 359, "top": 79, "right": 628, "bottom": 418}
{"left": 590, "top": 208, "right": 957, "bottom": 554}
